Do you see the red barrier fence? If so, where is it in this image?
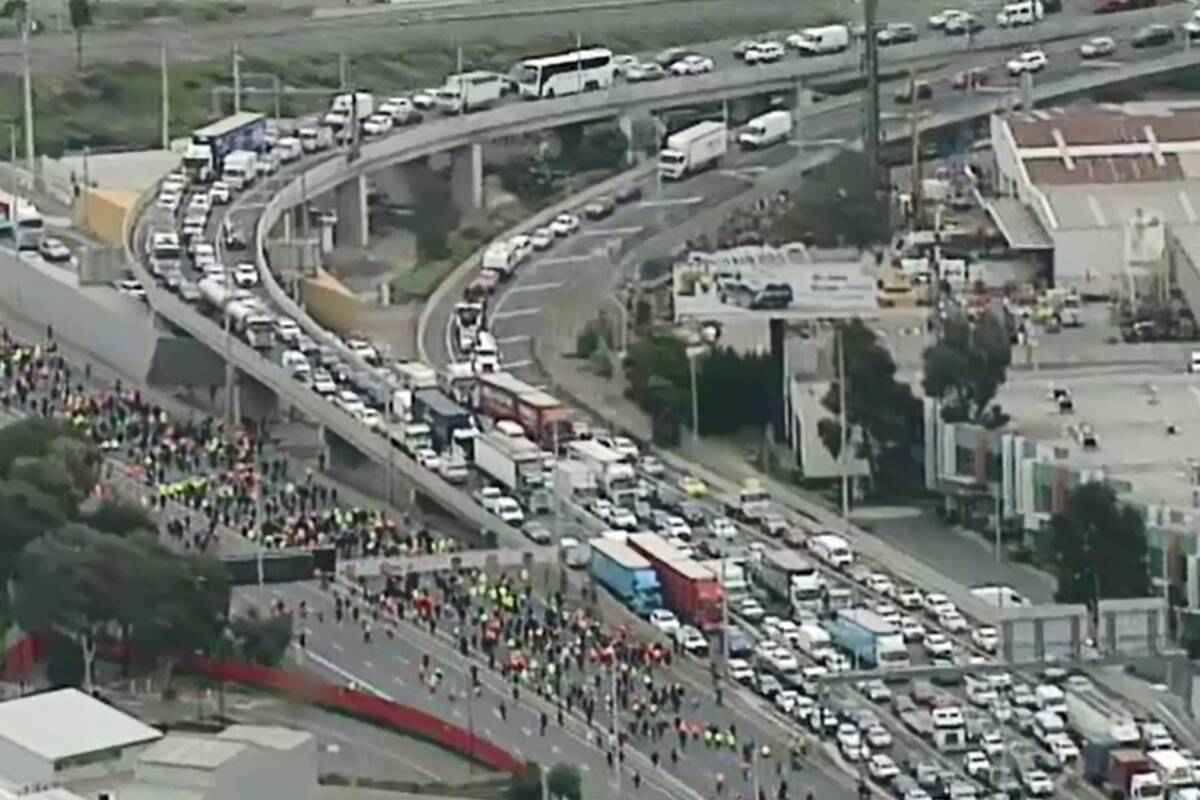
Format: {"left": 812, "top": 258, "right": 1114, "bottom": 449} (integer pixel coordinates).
{"left": 2, "top": 635, "right": 45, "bottom": 682}
{"left": 91, "top": 642, "right": 523, "bottom": 775}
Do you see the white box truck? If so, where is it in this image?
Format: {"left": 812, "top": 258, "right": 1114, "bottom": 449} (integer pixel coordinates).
{"left": 658, "top": 120, "right": 727, "bottom": 180}
{"left": 221, "top": 150, "right": 259, "bottom": 191}
{"left": 756, "top": 549, "right": 825, "bottom": 615}
{"left": 738, "top": 110, "right": 794, "bottom": 149}
{"left": 435, "top": 71, "right": 506, "bottom": 114}
{"left": 474, "top": 430, "right": 544, "bottom": 493}
{"left": 789, "top": 25, "right": 850, "bottom": 56}
{"left": 325, "top": 91, "right": 375, "bottom": 130}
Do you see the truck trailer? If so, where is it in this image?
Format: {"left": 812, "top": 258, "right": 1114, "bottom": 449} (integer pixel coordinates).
{"left": 628, "top": 533, "right": 724, "bottom": 630}
{"left": 589, "top": 538, "right": 663, "bottom": 617}
{"left": 472, "top": 430, "right": 544, "bottom": 493}
{"left": 474, "top": 371, "right": 571, "bottom": 447}
{"left": 658, "top": 120, "right": 727, "bottom": 180}
{"left": 183, "top": 112, "right": 267, "bottom": 183}
{"left": 828, "top": 607, "right": 910, "bottom": 669}
{"left": 411, "top": 388, "right": 473, "bottom": 452}
{"left": 755, "top": 549, "right": 825, "bottom": 615}
{"left": 567, "top": 439, "right": 636, "bottom": 504}
{"left": 701, "top": 558, "right": 749, "bottom": 600}
{"left": 1102, "top": 750, "right": 1163, "bottom": 799}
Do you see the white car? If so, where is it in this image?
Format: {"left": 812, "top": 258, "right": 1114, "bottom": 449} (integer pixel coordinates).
{"left": 37, "top": 237, "right": 72, "bottom": 263}
{"left": 865, "top": 572, "right": 895, "bottom": 596}
{"left": 233, "top": 262, "right": 259, "bottom": 288}
{"left": 972, "top": 625, "right": 1000, "bottom": 652}
{"left": 494, "top": 496, "right": 525, "bottom": 524}
{"left": 346, "top": 338, "right": 380, "bottom": 364}
{"left": 530, "top": 227, "right": 555, "bottom": 249}
{"left": 923, "top": 592, "right": 952, "bottom": 615}
{"left": 336, "top": 390, "right": 365, "bottom": 417}
{"left": 896, "top": 586, "right": 924, "bottom": 609}
{"left": 979, "top": 730, "right": 1005, "bottom": 758}
{"left": 858, "top": 679, "right": 892, "bottom": 703}
{"left": 411, "top": 88, "right": 438, "bottom": 109}
{"left": 727, "top": 657, "right": 755, "bottom": 683}
{"left": 923, "top": 632, "right": 954, "bottom": 658}
{"left": 1024, "top": 769, "right": 1054, "bottom": 797}
{"left": 774, "top": 688, "right": 801, "bottom": 714}
{"left": 475, "top": 486, "right": 503, "bottom": 512}
{"left": 208, "top": 181, "right": 231, "bottom": 204}
{"left": 156, "top": 190, "right": 182, "bottom": 212}
{"left": 938, "top": 607, "right": 969, "bottom": 632}
{"left": 1080, "top": 35, "right": 1116, "bottom": 59}
{"left": 549, "top": 213, "right": 580, "bottom": 237}
{"left": 744, "top": 40, "right": 785, "bottom": 63}
{"left": 865, "top": 724, "right": 893, "bottom": 750}
{"left": 310, "top": 370, "right": 337, "bottom": 395}
{"left": 709, "top": 517, "right": 737, "bottom": 540}
{"left": 874, "top": 602, "right": 901, "bottom": 626}
{"left": 415, "top": 448, "right": 441, "bottom": 470}
{"left": 116, "top": 278, "right": 147, "bottom": 301}
{"left": 836, "top": 723, "right": 863, "bottom": 760}
{"left": 639, "top": 454, "right": 665, "bottom": 476}
{"left": 867, "top": 753, "right": 899, "bottom": 781}
{"left": 188, "top": 192, "right": 212, "bottom": 212}
{"left": 735, "top": 596, "right": 765, "bottom": 622}
{"left": 670, "top": 54, "right": 714, "bottom": 75}
{"left": 964, "top": 750, "right": 991, "bottom": 778}
{"left": 1046, "top": 733, "right": 1080, "bottom": 766}
{"left": 663, "top": 516, "right": 692, "bottom": 540}
{"left": 276, "top": 317, "right": 301, "bottom": 344}
{"left": 928, "top": 8, "right": 966, "bottom": 28}
{"left": 358, "top": 407, "right": 384, "bottom": 431}
{"left": 1007, "top": 49, "right": 1048, "bottom": 75}
{"left": 590, "top": 497, "right": 615, "bottom": 521}
{"left": 609, "top": 435, "right": 640, "bottom": 460}
{"left": 361, "top": 113, "right": 394, "bottom": 136}
{"left": 610, "top": 506, "right": 638, "bottom": 530}
{"left": 649, "top": 608, "right": 680, "bottom": 634}
{"left": 900, "top": 615, "right": 927, "bottom": 642}
{"left": 675, "top": 625, "right": 708, "bottom": 654}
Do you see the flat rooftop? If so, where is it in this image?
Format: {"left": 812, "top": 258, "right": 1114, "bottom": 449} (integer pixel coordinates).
{"left": 0, "top": 689, "right": 162, "bottom": 762}
{"left": 1000, "top": 367, "right": 1200, "bottom": 508}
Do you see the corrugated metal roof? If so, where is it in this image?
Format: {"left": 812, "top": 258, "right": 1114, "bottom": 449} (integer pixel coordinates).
{"left": 0, "top": 689, "right": 162, "bottom": 762}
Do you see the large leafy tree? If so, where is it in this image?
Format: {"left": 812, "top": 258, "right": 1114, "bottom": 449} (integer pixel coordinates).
{"left": 767, "top": 151, "right": 889, "bottom": 248}
{"left": 1050, "top": 482, "right": 1150, "bottom": 608}
{"left": 922, "top": 311, "right": 1012, "bottom": 426}
{"left": 819, "top": 319, "right": 922, "bottom": 476}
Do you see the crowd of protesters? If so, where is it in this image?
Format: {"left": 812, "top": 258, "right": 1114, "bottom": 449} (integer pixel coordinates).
{"left": 0, "top": 326, "right": 457, "bottom": 559}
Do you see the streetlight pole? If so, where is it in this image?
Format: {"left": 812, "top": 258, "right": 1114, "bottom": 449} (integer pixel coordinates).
{"left": 837, "top": 324, "right": 850, "bottom": 520}
{"left": 21, "top": 13, "right": 35, "bottom": 173}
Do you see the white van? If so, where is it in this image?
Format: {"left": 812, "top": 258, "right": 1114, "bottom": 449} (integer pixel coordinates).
{"left": 809, "top": 533, "right": 854, "bottom": 569}
{"left": 787, "top": 24, "right": 850, "bottom": 56}
{"left": 482, "top": 241, "right": 519, "bottom": 279}
{"left": 738, "top": 110, "right": 794, "bottom": 150}
{"left": 1034, "top": 684, "right": 1067, "bottom": 715}
{"left": 298, "top": 125, "right": 333, "bottom": 153}
{"left": 221, "top": 150, "right": 258, "bottom": 191}
{"left": 276, "top": 136, "right": 303, "bottom": 163}
{"left": 473, "top": 331, "right": 499, "bottom": 373}
{"left": 997, "top": 0, "right": 1043, "bottom": 27}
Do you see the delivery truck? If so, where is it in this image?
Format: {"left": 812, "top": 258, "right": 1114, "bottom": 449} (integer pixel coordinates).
{"left": 628, "top": 533, "right": 724, "bottom": 630}
{"left": 434, "top": 71, "right": 506, "bottom": 114}
{"left": 755, "top": 549, "right": 825, "bottom": 616}
{"left": 589, "top": 538, "right": 663, "bottom": 617}
{"left": 474, "top": 371, "right": 571, "bottom": 448}
{"left": 473, "top": 430, "right": 544, "bottom": 493}
{"left": 1148, "top": 750, "right": 1192, "bottom": 790}
{"left": 828, "top": 607, "right": 910, "bottom": 669}
{"left": 738, "top": 110, "right": 794, "bottom": 149}
{"left": 568, "top": 439, "right": 637, "bottom": 504}
{"left": 184, "top": 112, "right": 268, "bottom": 183}
{"left": 411, "top": 388, "right": 474, "bottom": 452}
{"left": 658, "top": 120, "right": 727, "bottom": 180}
{"left": 724, "top": 478, "right": 771, "bottom": 522}
{"left": 1099, "top": 750, "right": 1163, "bottom": 800}
{"left": 789, "top": 24, "right": 850, "bottom": 55}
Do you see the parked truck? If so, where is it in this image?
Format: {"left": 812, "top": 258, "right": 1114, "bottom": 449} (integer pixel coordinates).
{"left": 589, "top": 538, "right": 663, "bottom": 617}
{"left": 568, "top": 439, "right": 637, "bottom": 504}
{"left": 411, "top": 388, "right": 474, "bottom": 452}
{"left": 628, "top": 533, "right": 724, "bottom": 630}
{"left": 658, "top": 120, "right": 727, "bottom": 180}
{"left": 738, "top": 110, "right": 794, "bottom": 149}
{"left": 828, "top": 607, "right": 910, "bottom": 669}
{"left": 474, "top": 371, "right": 571, "bottom": 448}
{"left": 756, "top": 549, "right": 825, "bottom": 616}
{"left": 473, "top": 430, "right": 544, "bottom": 493}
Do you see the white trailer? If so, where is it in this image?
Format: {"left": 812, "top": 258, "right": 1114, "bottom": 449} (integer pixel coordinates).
{"left": 658, "top": 121, "right": 727, "bottom": 180}
{"left": 567, "top": 439, "right": 636, "bottom": 502}
{"left": 738, "top": 110, "right": 794, "bottom": 149}
{"left": 474, "top": 430, "right": 544, "bottom": 493}
{"left": 756, "top": 549, "right": 824, "bottom": 616}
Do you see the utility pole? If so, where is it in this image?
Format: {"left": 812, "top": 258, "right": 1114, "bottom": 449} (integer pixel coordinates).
{"left": 338, "top": 53, "right": 348, "bottom": 91}
{"left": 862, "top": 0, "right": 880, "bottom": 170}
{"left": 21, "top": 13, "right": 35, "bottom": 173}
{"left": 232, "top": 44, "right": 242, "bottom": 113}
{"left": 837, "top": 324, "right": 850, "bottom": 521}
{"left": 160, "top": 43, "right": 170, "bottom": 150}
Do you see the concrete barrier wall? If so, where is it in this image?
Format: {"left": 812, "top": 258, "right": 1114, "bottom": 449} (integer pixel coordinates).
{"left": 300, "top": 268, "right": 361, "bottom": 334}
{"left": 75, "top": 189, "right": 137, "bottom": 248}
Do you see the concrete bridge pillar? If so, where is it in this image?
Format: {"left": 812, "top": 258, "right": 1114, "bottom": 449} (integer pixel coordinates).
{"left": 1019, "top": 72, "right": 1034, "bottom": 110}
{"left": 317, "top": 423, "right": 332, "bottom": 471}
{"left": 794, "top": 82, "right": 814, "bottom": 130}
{"left": 450, "top": 142, "right": 484, "bottom": 217}
{"left": 224, "top": 362, "right": 241, "bottom": 425}
{"left": 335, "top": 173, "right": 369, "bottom": 248}
{"left": 618, "top": 113, "right": 635, "bottom": 166}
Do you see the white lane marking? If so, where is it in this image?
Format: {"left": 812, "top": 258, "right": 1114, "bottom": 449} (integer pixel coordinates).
{"left": 504, "top": 281, "right": 563, "bottom": 294}
{"left": 305, "top": 649, "right": 391, "bottom": 699}
{"left": 331, "top": 642, "right": 345, "bottom": 652}
{"left": 497, "top": 335, "right": 531, "bottom": 346}
{"left": 503, "top": 359, "right": 533, "bottom": 369}
{"left": 491, "top": 308, "right": 541, "bottom": 321}
{"left": 639, "top": 196, "right": 703, "bottom": 208}
{"left": 579, "top": 225, "right": 642, "bottom": 237}
{"left": 537, "top": 254, "right": 595, "bottom": 265}
{"left": 363, "top": 660, "right": 374, "bottom": 669}
{"left": 720, "top": 166, "right": 768, "bottom": 176}
{"left": 392, "top": 653, "right": 411, "bottom": 665}
{"left": 393, "top": 676, "right": 406, "bottom": 685}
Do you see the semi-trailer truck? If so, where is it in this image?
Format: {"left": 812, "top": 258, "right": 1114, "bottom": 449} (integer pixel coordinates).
{"left": 828, "top": 607, "right": 910, "bottom": 669}
{"left": 589, "top": 538, "right": 663, "bottom": 617}
{"left": 568, "top": 439, "right": 637, "bottom": 504}
{"left": 473, "top": 430, "right": 544, "bottom": 493}
{"left": 474, "top": 371, "right": 571, "bottom": 447}
{"left": 628, "top": 533, "right": 724, "bottom": 630}
{"left": 411, "top": 388, "right": 474, "bottom": 452}
{"left": 755, "top": 549, "right": 825, "bottom": 616}
{"left": 183, "top": 112, "right": 267, "bottom": 183}
{"left": 658, "top": 121, "right": 727, "bottom": 180}
{"left": 701, "top": 558, "right": 749, "bottom": 600}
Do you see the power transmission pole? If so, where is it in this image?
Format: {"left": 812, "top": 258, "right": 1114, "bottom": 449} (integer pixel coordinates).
{"left": 862, "top": 0, "right": 880, "bottom": 170}
{"left": 232, "top": 44, "right": 242, "bottom": 113}
{"left": 21, "top": 13, "right": 35, "bottom": 172}
{"left": 160, "top": 43, "right": 170, "bottom": 150}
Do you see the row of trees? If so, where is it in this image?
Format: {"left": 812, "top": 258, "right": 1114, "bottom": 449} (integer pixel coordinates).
{"left": 0, "top": 418, "right": 287, "bottom": 688}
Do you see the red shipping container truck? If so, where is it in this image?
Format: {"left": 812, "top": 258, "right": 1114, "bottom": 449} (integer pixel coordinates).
{"left": 474, "top": 371, "right": 571, "bottom": 448}
{"left": 628, "top": 533, "right": 724, "bottom": 631}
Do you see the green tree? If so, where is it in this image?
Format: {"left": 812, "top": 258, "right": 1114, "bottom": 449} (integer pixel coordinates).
{"left": 68, "top": 0, "right": 91, "bottom": 70}
{"left": 1050, "top": 482, "right": 1151, "bottom": 608}
{"left": 820, "top": 320, "right": 922, "bottom": 478}
{"left": 625, "top": 332, "right": 689, "bottom": 419}
{"left": 508, "top": 761, "right": 543, "bottom": 800}
{"left": 0, "top": 417, "right": 77, "bottom": 477}
{"left": 546, "top": 763, "right": 582, "bottom": 800}
{"left": 229, "top": 608, "right": 294, "bottom": 666}
{"left": 84, "top": 497, "right": 158, "bottom": 536}
{"left": 0, "top": 480, "right": 70, "bottom": 576}
{"left": 922, "top": 311, "right": 1012, "bottom": 426}
{"left": 767, "top": 151, "right": 889, "bottom": 248}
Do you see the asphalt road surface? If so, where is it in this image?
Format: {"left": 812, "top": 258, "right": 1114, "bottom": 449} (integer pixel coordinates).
{"left": 0, "top": 0, "right": 1193, "bottom": 74}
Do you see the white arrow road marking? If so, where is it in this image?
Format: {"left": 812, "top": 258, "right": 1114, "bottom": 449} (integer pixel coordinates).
{"left": 491, "top": 308, "right": 541, "bottom": 321}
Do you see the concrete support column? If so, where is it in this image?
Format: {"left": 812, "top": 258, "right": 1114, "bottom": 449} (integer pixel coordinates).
{"left": 794, "top": 82, "right": 814, "bottom": 130}
{"left": 317, "top": 423, "right": 331, "bottom": 470}
{"left": 280, "top": 207, "right": 293, "bottom": 242}
{"left": 618, "top": 113, "right": 635, "bottom": 166}
{"left": 450, "top": 142, "right": 484, "bottom": 216}
{"left": 1019, "top": 72, "right": 1034, "bottom": 110}
{"left": 335, "top": 173, "right": 369, "bottom": 248}
{"left": 224, "top": 362, "right": 240, "bottom": 424}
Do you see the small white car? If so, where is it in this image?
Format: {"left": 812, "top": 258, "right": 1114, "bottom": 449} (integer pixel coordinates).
{"left": 37, "top": 237, "right": 72, "bottom": 263}
{"left": 361, "top": 113, "right": 394, "bottom": 136}
{"left": 670, "top": 54, "right": 714, "bottom": 75}
{"left": 415, "top": 448, "right": 442, "bottom": 470}
{"left": 475, "top": 486, "right": 503, "bottom": 512}
{"left": 549, "top": 213, "right": 580, "bottom": 237}
{"left": 735, "top": 596, "right": 765, "bottom": 622}
{"left": 358, "top": 407, "right": 384, "bottom": 431}
{"left": 727, "top": 657, "right": 755, "bottom": 683}
{"left": 1007, "top": 49, "right": 1048, "bottom": 75}
{"left": 336, "top": 390, "right": 365, "bottom": 417}
{"left": 709, "top": 517, "right": 737, "bottom": 540}
{"left": 610, "top": 506, "right": 638, "bottom": 530}
{"left": 774, "top": 688, "right": 801, "bottom": 714}
{"left": 639, "top": 454, "right": 665, "bottom": 476}
{"left": 979, "top": 730, "right": 1005, "bottom": 758}
{"left": 589, "top": 497, "right": 615, "bottom": 522}
{"left": 1024, "top": 769, "right": 1054, "bottom": 797}
{"left": 233, "top": 262, "right": 259, "bottom": 288}
{"left": 896, "top": 586, "right": 924, "bottom": 609}
{"left": 494, "top": 496, "right": 525, "bottom": 524}
{"left": 744, "top": 40, "right": 785, "bottom": 63}
{"left": 923, "top": 632, "right": 954, "bottom": 658}
{"left": 938, "top": 608, "right": 969, "bottom": 632}
{"left": 899, "top": 617, "right": 926, "bottom": 643}
{"left": 156, "top": 190, "right": 182, "bottom": 212}
{"left": 208, "top": 181, "right": 231, "bottom": 204}
{"left": 1080, "top": 35, "right": 1116, "bottom": 59}
{"left": 609, "top": 435, "right": 640, "bottom": 460}
{"left": 972, "top": 625, "right": 1000, "bottom": 652}
{"left": 663, "top": 516, "right": 692, "bottom": 540}
{"left": 675, "top": 625, "right": 708, "bottom": 654}
{"left": 276, "top": 317, "right": 302, "bottom": 344}
{"left": 867, "top": 753, "right": 899, "bottom": 780}
{"left": 836, "top": 723, "right": 863, "bottom": 761}
{"left": 116, "top": 279, "right": 147, "bottom": 301}
{"left": 866, "top": 572, "right": 895, "bottom": 596}
{"left": 650, "top": 608, "right": 680, "bottom": 634}
{"left": 865, "top": 724, "right": 893, "bottom": 750}
{"left": 928, "top": 8, "right": 966, "bottom": 28}
{"left": 964, "top": 750, "right": 991, "bottom": 778}
{"left": 310, "top": 370, "right": 337, "bottom": 395}
{"left": 530, "top": 227, "right": 555, "bottom": 249}
{"left": 858, "top": 679, "right": 892, "bottom": 703}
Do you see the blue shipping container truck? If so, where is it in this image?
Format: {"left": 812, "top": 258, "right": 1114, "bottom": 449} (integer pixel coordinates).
{"left": 412, "top": 388, "right": 472, "bottom": 451}
{"left": 192, "top": 112, "right": 268, "bottom": 168}
{"left": 589, "top": 538, "right": 662, "bottom": 617}
{"left": 828, "top": 607, "right": 910, "bottom": 669}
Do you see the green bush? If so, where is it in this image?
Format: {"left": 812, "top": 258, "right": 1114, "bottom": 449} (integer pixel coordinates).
{"left": 589, "top": 350, "right": 612, "bottom": 378}
{"left": 575, "top": 322, "right": 600, "bottom": 358}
